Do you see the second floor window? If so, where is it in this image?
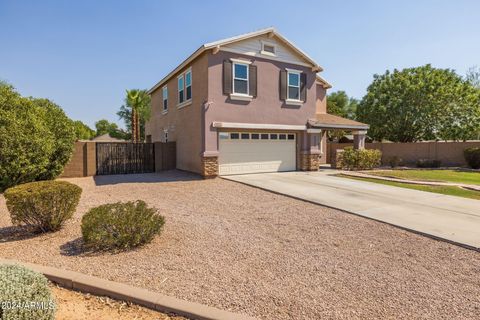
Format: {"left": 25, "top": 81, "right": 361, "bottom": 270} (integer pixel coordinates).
{"left": 185, "top": 70, "right": 192, "bottom": 100}
{"left": 177, "top": 69, "right": 192, "bottom": 105}
{"left": 233, "top": 63, "right": 249, "bottom": 95}
{"left": 178, "top": 76, "right": 184, "bottom": 104}
{"left": 287, "top": 71, "right": 300, "bottom": 100}
{"left": 162, "top": 86, "right": 168, "bottom": 111}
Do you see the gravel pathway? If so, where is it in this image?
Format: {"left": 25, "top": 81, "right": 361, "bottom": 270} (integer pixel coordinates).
{"left": 0, "top": 171, "right": 479, "bottom": 320}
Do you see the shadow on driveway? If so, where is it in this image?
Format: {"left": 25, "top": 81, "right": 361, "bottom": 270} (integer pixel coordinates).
{"left": 93, "top": 170, "right": 202, "bottom": 186}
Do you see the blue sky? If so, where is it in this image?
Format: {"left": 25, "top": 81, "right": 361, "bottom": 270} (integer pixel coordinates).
{"left": 1, "top": 0, "right": 479, "bottom": 129}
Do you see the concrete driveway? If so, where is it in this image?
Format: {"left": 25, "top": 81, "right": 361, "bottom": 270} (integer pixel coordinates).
{"left": 223, "top": 170, "right": 480, "bottom": 250}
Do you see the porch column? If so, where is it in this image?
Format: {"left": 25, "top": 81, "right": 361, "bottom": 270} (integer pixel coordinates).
{"left": 353, "top": 130, "right": 367, "bottom": 150}
{"left": 299, "top": 129, "right": 322, "bottom": 171}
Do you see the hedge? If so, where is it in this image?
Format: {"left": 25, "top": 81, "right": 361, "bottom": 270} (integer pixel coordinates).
{"left": 0, "top": 83, "right": 75, "bottom": 191}
{"left": 339, "top": 147, "right": 382, "bottom": 170}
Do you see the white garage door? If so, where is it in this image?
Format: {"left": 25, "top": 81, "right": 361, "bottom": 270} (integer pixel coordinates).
{"left": 218, "top": 132, "right": 296, "bottom": 175}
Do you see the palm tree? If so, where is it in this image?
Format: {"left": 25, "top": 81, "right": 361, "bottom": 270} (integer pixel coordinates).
{"left": 125, "top": 89, "right": 150, "bottom": 142}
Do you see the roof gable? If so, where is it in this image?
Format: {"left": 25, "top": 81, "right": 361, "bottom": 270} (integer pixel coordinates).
{"left": 148, "top": 28, "right": 327, "bottom": 94}
{"left": 219, "top": 34, "right": 313, "bottom": 67}
{"left": 204, "top": 28, "right": 322, "bottom": 71}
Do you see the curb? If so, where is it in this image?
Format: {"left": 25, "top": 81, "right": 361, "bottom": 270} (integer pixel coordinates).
{"left": 0, "top": 258, "right": 257, "bottom": 320}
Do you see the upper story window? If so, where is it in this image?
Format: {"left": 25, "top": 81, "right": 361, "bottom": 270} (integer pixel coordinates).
{"left": 261, "top": 41, "right": 276, "bottom": 56}
{"left": 178, "top": 75, "right": 184, "bottom": 104}
{"left": 177, "top": 68, "right": 192, "bottom": 106}
{"left": 233, "top": 62, "right": 249, "bottom": 95}
{"left": 287, "top": 71, "right": 301, "bottom": 101}
{"left": 185, "top": 70, "right": 192, "bottom": 100}
{"left": 223, "top": 59, "right": 256, "bottom": 101}
{"left": 162, "top": 86, "right": 168, "bottom": 112}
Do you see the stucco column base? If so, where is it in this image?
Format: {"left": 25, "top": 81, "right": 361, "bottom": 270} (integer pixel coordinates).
{"left": 299, "top": 152, "right": 320, "bottom": 171}
{"left": 201, "top": 156, "right": 218, "bottom": 178}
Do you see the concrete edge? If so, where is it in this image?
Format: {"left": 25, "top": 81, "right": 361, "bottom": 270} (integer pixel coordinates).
{"left": 0, "top": 258, "right": 258, "bottom": 320}
{"left": 222, "top": 177, "right": 480, "bottom": 253}
{"left": 341, "top": 171, "right": 480, "bottom": 191}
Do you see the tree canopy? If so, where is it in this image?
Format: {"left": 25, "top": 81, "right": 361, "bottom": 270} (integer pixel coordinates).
{"left": 73, "top": 120, "right": 95, "bottom": 140}
{"left": 117, "top": 89, "right": 150, "bottom": 142}
{"left": 356, "top": 65, "right": 480, "bottom": 142}
{"left": 327, "top": 91, "right": 359, "bottom": 120}
{"left": 0, "top": 83, "right": 75, "bottom": 190}
{"left": 94, "top": 119, "right": 128, "bottom": 139}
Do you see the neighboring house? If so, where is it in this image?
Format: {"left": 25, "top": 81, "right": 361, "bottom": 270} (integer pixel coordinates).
{"left": 91, "top": 133, "right": 127, "bottom": 142}
{"left": 146, "top": 27, "right": 368, "bottom": 177}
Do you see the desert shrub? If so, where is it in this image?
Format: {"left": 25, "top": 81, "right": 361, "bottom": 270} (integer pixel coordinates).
{"left": 464, "top": 147, "right": 480, "bottom": 169}
{"left": 340, "top": 147, "right": 382, "bottom": 170}
{"left": 0, "top": 83, "right": 75, "bottom": 191}
{"left": 387, "top": 156, "right": 403, "bottom": 168}
{"left": 0, "top": 264, "right": 55, "bottom": 320}
{"left": 416, "top": 159, "right": 442, "bottom": 168}
{"left": 4, "top": 181, "right": 82, "bottom": 233}
{"left": 81, "top": 200, "right": 165, "bottom": 251}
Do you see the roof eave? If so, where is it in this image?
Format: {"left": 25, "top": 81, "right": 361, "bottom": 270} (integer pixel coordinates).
{"left": 147, "top": 45, "right": 206, "bottom": 94}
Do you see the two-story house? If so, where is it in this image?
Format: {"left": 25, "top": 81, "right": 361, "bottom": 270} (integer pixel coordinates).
{"left": 146, "top": 28, "right": 368, "bottom": 177}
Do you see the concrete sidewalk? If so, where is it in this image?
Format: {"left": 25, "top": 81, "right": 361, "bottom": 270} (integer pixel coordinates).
{"left": 224, "top": 170, "right": 480, "bottom": 250}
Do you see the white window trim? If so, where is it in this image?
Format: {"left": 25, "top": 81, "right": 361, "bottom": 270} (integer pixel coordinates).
{"left": 287, "top": 70, "right": 302, "bottom": 102}
{"left": 232, "top": 62, "right": 250, "bottom": 96}
{"left": 229, "top": 93, "right": 253, "bottom": 101}
{"left": 260, "top": 40, "right": 277, "bottom": 56}
{"left": 162, "top": 86, "right": 168, "bottom": 113}
{"left": 177, "top": 100, "right": 192, "bottom": 109}
{"left": 229, "top": 58, "right": 252, "bottom": 64}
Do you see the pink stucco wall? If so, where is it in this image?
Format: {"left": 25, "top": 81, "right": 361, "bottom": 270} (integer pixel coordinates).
{"left": 203, "top": 50, "right": 324, "bottom": 154}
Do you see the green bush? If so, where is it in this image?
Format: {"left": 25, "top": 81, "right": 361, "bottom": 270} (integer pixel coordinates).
{"left": 339, "top": 147, "right": 382, "bottom": 170}
{"left": 0, "top": 264, "right": 55, "bottom": 320}
{"left": 4, "top": 181, "right": 82, "bottom": 233}
{"left": 464, "top": 147, "right": 480, "bottom": 169}
{"left": 81, "top": 200, "right": 165, "bottom": 251}
{"left": 416, "top": 159, "right": 442, "bottom": 168}
{"left": 0, "top": 83, "right": 75, "bottom": 191}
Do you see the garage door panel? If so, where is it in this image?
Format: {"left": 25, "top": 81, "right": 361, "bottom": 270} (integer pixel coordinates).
{"left": 219, "top": 132, "right": 296, "bottom": 175}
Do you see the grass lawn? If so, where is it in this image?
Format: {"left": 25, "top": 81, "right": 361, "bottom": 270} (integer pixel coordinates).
{"left": 368, "top": 169, "right": 480, "bottom": 186}
{"left": 340, "top": 175, "right": 480, "bottom": 200}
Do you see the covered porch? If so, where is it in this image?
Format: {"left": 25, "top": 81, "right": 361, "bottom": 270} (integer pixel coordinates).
{"left": 299, "top": 113, "right": 369, "bottom": 170}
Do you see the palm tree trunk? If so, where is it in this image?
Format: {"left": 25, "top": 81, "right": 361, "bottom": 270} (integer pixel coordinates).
{"left": 134, "top": 110, "right": 140, "bottom": 142}
{"left": 131, "top": 109, "right": 137, "bottom": 142}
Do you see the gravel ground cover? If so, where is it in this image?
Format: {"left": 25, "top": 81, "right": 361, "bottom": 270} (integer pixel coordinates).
{"left": 51, "top": 283, "right": 186, "bottom": 320}
{"left": 0, "top": 171, "right": 479, "bottom": 320}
